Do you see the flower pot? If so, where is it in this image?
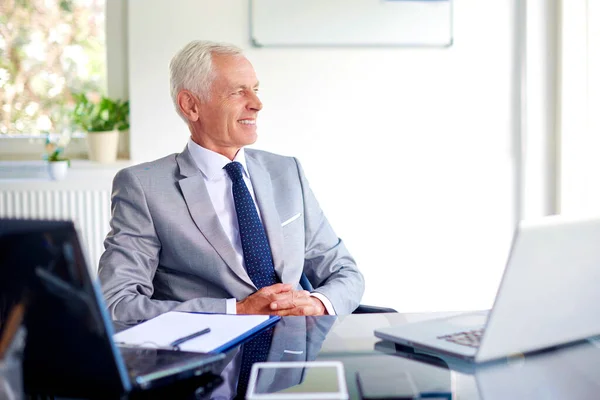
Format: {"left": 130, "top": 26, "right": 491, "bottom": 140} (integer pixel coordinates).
{"left": 47, "top": 160, "right": 69, "bottom": 181}
{"left": 86, "top": 130, "right": 119, "bottom": 163}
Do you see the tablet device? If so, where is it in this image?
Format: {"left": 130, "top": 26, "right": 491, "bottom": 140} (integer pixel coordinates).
{"left": 246, "top": 361, "right": 348, "bottom": 400}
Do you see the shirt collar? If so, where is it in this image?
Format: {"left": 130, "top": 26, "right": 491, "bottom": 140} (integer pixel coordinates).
{"left": 187, "top": 138, "right": 249, "bottom": 180}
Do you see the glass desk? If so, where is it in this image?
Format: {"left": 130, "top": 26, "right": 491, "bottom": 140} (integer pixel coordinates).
{"left": 220, "top": 313, "right": 600, "bottom": 400}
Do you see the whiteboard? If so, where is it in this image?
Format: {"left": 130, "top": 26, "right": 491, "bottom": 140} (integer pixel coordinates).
{"left": 250, "top": 0, "right": 453, "bottom": 47}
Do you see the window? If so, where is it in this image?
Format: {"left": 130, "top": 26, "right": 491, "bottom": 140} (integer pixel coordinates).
{"left": 0, "top": 0, "right": 106, "bottom": 138}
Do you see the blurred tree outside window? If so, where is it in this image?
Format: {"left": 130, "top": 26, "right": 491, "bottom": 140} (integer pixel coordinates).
{"left": 0, "top": 0, "right": 106, "bottom": 137}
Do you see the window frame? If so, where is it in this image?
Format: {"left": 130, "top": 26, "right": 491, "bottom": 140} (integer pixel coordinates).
{"left": 0, "top": 0, "right": 128, "bottom": 161}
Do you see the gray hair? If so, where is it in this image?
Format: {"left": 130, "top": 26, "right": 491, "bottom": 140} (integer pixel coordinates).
{"left": 169, "top": 40, "right": 243, "bottom": 122}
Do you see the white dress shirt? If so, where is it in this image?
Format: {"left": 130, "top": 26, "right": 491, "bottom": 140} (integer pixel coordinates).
{"left": 186, "top": 139, "right": 334, "bottom": 314}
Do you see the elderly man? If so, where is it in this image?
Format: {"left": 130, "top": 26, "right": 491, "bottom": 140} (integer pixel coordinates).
{"left": 98, "top": 40, "right": 364, "bottom": 322}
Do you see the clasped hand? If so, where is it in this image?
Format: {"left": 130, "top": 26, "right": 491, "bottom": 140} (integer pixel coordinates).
{"left": 236, "top": 283, "right": 326, "bottom": 316}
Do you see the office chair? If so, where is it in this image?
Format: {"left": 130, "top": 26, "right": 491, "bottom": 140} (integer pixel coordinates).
{"left": 299, "top": 274, "right": 397, "bottom": 314}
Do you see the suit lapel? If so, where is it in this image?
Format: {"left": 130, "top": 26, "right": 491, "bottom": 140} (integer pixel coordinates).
{"left": 246, "top": 154, "right": 287, "bottom": 283}
{"left": 176, "top": 147, "right": 254, "bottom": 287}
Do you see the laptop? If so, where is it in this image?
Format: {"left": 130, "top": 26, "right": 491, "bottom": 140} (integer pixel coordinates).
{"left": 375, "top": 214, "right": 600, "bottom": 363}
{"left": 0, "top": 219, "right": 226, "bottom": 398}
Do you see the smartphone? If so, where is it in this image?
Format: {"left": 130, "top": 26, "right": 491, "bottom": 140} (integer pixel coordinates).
{"left": 246, "top": 361, "right": 348, "bottom": 400}
{"left": 356, "top": 370, "right": 419, "bottom": 400}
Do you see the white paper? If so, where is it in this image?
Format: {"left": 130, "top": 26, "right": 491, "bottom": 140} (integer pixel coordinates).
{"left": 113, "top": 311, "right": 271, "bottom": 353}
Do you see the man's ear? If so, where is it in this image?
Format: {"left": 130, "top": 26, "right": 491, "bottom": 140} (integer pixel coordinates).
{"left": 177, "top": 90, "right": 200, "bottom": 122}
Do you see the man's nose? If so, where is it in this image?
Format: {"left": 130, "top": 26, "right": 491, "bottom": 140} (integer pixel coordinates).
{"left": 248, "top": 91, "right": 263, "bottom": 111}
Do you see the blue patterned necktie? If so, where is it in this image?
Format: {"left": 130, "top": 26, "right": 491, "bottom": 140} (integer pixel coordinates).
{"left": 224, "top": 161, "right": 279, "bottom": 289}
{"left": 224, "top": 161, "right": 278, "bottom": 399}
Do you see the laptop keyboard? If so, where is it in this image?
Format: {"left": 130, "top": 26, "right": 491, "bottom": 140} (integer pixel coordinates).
{"left": 437, "top": 328, "right": 484, "bottom": 348}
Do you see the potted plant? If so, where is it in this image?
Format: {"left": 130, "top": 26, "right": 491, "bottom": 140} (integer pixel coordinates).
{"left": 44, "top": 134, "right": 71, "bottom": 180}
{"left": 72, "top": 93, "right": 129, "bottom": 163}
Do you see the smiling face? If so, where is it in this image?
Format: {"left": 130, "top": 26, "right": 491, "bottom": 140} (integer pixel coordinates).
{"left": 183, "top": 54, "right": 262, "bottom": 160}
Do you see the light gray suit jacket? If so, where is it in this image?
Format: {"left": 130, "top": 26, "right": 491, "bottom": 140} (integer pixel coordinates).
{"left": 98, "top": 147, "right": 364, "bottom": 322}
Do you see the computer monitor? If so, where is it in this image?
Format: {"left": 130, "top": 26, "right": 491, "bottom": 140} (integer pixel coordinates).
{"left": 0, "top": 219, "right": 132, "bottom": 397}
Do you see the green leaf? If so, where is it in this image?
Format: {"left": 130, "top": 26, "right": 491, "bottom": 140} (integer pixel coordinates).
{"left": 59, "top": 0, "right": 74, "bottom": 12}
{"left": 70, "top": 93, "right": 129, "bottom": 133}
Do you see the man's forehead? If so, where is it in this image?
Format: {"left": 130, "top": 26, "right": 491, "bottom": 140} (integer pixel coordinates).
{"left": 212, "top": 54, "right": 259, "bottom": 85}
{"left": 212, "top": 53, "right": 251, "bottom": 70}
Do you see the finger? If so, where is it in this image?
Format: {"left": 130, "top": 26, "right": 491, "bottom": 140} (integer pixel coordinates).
{"left": 270, "top": 290, "right": 311, "bottom": 310}
{"left": 261, "top": 283, "right": 293, "bottom": 295}
{"left": 274, "top": 304, "right": 317, "bottom": 316}
{"left": 274, "top": 297, "right": 325, "bottom": 316}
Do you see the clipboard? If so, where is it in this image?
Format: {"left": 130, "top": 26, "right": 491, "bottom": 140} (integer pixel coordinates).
{"left": 113, "top": 311, "right": 280, "bottom": 353}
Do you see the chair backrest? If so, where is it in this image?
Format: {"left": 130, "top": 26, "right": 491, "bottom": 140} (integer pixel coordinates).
{"left": 299, "top": 273, "right": 314, "bottom": 291}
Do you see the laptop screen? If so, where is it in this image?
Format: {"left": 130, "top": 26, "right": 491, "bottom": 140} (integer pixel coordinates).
{"left": 0, "top": 220, "right": 131, "bottom": 397}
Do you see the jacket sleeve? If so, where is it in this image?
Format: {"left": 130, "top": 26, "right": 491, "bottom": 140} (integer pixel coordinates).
{"left": 98, "top": 168, "right": 227, "bottom": 323}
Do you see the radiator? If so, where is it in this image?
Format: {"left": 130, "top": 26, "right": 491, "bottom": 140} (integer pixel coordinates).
{"left": 0, "top": 189, "right": 112, "bottom": 274}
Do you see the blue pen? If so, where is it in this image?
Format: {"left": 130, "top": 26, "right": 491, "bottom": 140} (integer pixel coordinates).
{"left": 169, "top": 327, "right": 211, "bottom": 348}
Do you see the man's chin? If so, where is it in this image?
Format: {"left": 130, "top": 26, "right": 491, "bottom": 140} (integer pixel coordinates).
{"left": 241, "top": 132, "right": 258, "bottom": 146}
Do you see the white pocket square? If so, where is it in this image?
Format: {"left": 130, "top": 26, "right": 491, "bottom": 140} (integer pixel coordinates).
{"left": 281, "top": 213, "right": 302, "bottom": 227}
{"left": 283, "top": 349, "right": 304, "bottom": 355}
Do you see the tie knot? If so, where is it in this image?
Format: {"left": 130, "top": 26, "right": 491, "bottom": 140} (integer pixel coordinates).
{"left": 224, "top": 161, "right": 244, "bottom": 182}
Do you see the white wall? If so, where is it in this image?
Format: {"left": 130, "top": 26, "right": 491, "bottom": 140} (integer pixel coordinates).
{"left": 559, "top": 0, "right": 600, "bottom": 216}
{"left": 128, "top": 0, "right": 517, "bottom": 312}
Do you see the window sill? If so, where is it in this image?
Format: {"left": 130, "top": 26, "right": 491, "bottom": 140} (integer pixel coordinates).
{"left": 0, "top": 160, "right": 132, "bottom": 190}
{"left": 0, "top": 130, "right": 130, "bottom": 161}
